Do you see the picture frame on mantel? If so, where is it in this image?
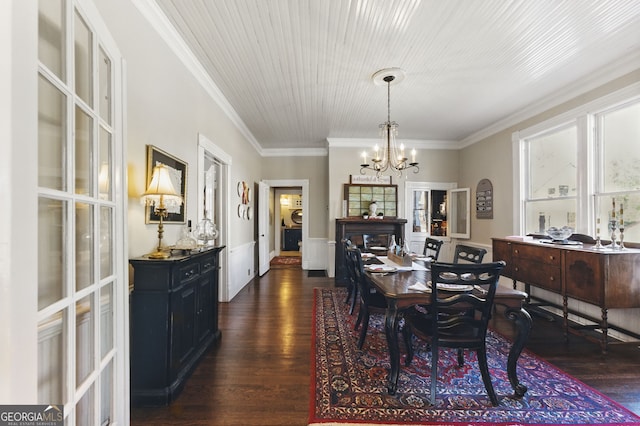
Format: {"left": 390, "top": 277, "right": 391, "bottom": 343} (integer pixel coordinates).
{"left": 145, "top": 145, "right": 187, "bottom": 224}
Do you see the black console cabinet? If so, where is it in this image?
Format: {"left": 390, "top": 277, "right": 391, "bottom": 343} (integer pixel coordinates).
{"left": 283, "top": 228, "right": 302, "bottom": 251}
{"left": 129, "top": 246, "right": 224, "bottom": 406}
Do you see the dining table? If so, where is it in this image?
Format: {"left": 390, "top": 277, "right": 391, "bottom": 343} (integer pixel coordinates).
{"left": 363, "top": 256, "right": 532, "bottom": 397}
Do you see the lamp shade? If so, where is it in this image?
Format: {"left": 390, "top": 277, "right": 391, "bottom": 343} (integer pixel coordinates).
{"left": 141, "top": 164, "right": 183, "bottom": 207}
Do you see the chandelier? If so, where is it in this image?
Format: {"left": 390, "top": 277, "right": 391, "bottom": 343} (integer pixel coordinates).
{"left": 360, "top": 68, "right": 418, "bottom": 177}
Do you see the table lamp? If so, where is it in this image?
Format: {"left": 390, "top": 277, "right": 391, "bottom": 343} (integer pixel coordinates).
{"left": 141, "top": 164, "right": 183, "bottom": 259}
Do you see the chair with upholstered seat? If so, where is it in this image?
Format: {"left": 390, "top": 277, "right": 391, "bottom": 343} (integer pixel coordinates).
{"left": 423, "top": 237, "right": 443, "bottom": 262}
{"left": 453, "top": 244, "right": 487, "bottom": 264}
{"left": 347, "top": 245, "right": 388, "bottom": 349}
{"left": 403, "top": 261, "right": 506, "bottom": 406}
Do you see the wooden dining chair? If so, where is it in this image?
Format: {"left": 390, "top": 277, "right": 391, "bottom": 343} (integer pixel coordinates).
{"left": 453, "top": 244, "right": 487, "bottom": 264}
{"left": 342, "top": 239, "right": 358, "bottom": 315}
{"left": 423, "top": 237, "right": 443, "bottom": 261}
{"left": 402, "top": 261, "right": 506, "bottom": 406}
{"left": 346, "top": 246, "right": 388, "bottom": 349}
{"left": 363, "top": 233, "right": 391, "bottom": 256}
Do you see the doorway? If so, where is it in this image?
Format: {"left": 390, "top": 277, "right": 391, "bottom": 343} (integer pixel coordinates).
{"left": 259, "top": 179, "right": 310, "bottom": 273}
{"left": 275, "top": 187, "right": 302, "bottom": 257}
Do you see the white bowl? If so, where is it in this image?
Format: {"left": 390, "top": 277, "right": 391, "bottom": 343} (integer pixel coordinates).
{"left": 546, "top": 226, "right": 573, "bottom": 241}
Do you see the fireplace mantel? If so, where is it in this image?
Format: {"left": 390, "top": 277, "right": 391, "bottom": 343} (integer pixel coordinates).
{"left": 334, "top": 217, "right": 407, "bottom": 285}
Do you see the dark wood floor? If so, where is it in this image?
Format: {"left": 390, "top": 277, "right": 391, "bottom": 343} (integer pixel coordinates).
{"left": 130, "top": 265, "right": 640, "bottom": 425}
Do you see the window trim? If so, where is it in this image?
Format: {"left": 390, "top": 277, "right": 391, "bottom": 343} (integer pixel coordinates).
{"left": 513, "top": 82, "right": 640, "bottom": 236}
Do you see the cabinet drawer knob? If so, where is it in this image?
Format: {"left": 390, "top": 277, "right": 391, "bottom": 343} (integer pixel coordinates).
{"left": 514, "top": 249, "right": 519, "bottom": 254}
{"left": 514, "top": 267, "right": 519, "bottom": 272}
{"left": 549, "top": 255, "right": 555, "bottom": 260}
{"left": 549, "top": 276, "right": 555, "bottom": 281}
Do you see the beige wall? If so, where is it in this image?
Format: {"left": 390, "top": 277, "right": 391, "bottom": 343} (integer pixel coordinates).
{"left": 459, "top": 69, "right": 640, "bottom": 246}
{"left": 96, "top": 0, "right": 263, "bottom": 257}
{"left": 261, "top": 155, "right": 329, "bottom": 239}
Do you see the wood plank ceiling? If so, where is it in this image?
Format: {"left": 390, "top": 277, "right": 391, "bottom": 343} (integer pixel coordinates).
{"left": 152, "top": 0, "right": 640, "bottom": 152}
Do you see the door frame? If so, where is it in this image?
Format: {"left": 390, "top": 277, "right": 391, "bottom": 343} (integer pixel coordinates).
{"left": 261, "top": 179, "right": 309, "bottom": 269}
{"left": 258, "top": 181, "right": 270, "bottom": 276}
{"left": 198, "top": 133, "right": 231, "bottom": 301}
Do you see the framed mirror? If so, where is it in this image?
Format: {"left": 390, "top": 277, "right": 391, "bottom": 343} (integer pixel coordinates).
{"left": 291, "top": 209, "right": 303, "bottom": 224}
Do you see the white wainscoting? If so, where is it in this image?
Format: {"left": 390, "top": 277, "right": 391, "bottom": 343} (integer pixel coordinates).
{"left": 303, "top": 237, "right": 328, "bottom": 270}
{"left": 327, "top": 241, "right": 336, "bottom": 277}
{"left": 226, "top": 241, "right": 256, "bottom": 302}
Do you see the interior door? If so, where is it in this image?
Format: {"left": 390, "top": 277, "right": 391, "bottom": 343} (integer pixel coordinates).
{"left": 37, "top": 1, "right": 127, "bottom": 423}
{"left": 448, "top": 188, "right": 471, "bottom": 239}
{"left": 258, "top": 181, "right": 270, "bottom": 275}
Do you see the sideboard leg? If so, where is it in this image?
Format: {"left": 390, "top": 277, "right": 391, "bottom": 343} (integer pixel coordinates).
{"left": 563, "top": 295, "right": 569, "bottom": 341}
{"left": 600, "top": 308, "right": 609, "bottom": 354}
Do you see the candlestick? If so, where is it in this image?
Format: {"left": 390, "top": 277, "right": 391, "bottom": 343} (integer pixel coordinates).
{"left": 594, "top": 217, "right": 604, "bottom": 249}
{"left": 620, "top": 203, "right": 623, "bottom": 224}
{"left": 411, "top": 148, "right": 416, "bottom": 163}
{"left": 361, "top": 151, "right": 367, "bottom": 165}
{"left": 612, "top": 198, "right": 616, "bottom": 218}
{"left": 608, "top": 217, "right": 618, "bottom": 249}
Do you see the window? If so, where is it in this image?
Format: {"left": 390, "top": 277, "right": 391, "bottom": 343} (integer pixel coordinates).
{"left": 595, "top": 100, "right": 640, "bottom": 242}
{"left": 523, "top": 124, "right": 578, "bottom": 233}
{"left": 516, "top": 89, "right": 640, "bottom": 243}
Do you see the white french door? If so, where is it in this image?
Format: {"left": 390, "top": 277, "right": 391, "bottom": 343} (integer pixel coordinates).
{"left": 37, "top": 0, "right": 127, "bottom": 424}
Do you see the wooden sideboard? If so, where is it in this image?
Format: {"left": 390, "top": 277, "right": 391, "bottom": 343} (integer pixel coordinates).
{"left": 492, "top": 237, "right": 640, "bottom": 352}
{"left": 335, "top": 218, "right": 406, "bottom": 285}
{"left": 130, "top": 246, "right": 224, "bottom": 405}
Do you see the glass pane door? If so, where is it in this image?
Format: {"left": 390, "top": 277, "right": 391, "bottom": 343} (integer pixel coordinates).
{"left": 38, "top": 1, "right": 121, "bottom": 423}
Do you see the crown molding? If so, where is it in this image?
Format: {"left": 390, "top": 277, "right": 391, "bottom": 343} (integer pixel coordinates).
{"left": 261, "top": 147, "right": 328, "bottom": 157}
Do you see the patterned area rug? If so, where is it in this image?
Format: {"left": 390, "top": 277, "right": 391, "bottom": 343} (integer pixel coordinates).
{"left": 309, "top": 287, "right": 640, "bottom": 425}
{"left": 270, "top": 256, "right": 301, "bottom": 265}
